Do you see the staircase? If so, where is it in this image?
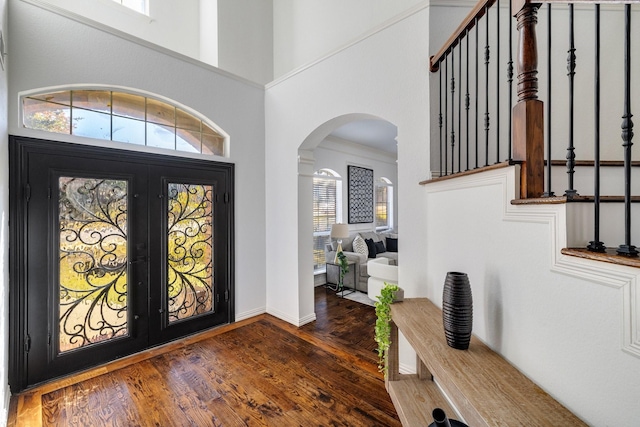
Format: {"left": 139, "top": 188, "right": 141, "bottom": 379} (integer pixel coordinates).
{"left": 428, "top": 0, "right": 640, "bottom": 262}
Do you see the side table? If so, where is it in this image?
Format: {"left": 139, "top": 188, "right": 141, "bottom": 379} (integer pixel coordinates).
{"left": 325, "top": 260, "right": 356, "bottom": 296}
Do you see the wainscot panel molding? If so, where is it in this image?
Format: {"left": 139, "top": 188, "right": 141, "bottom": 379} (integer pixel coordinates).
{"left": 424, "top": 165, "right": 640, "bottom": 359}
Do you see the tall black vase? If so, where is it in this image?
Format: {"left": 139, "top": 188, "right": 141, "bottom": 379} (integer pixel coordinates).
{"left": 442, "top": 272, "right": 473, "bottom": 350}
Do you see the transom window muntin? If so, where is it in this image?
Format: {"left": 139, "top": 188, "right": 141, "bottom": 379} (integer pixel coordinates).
{"left": 22, "top": 89, "right": 227, "bottom": 157}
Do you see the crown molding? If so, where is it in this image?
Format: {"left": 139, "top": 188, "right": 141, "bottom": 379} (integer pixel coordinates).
{"left": 267, "top": 1, "right": 431, "bottom": 89}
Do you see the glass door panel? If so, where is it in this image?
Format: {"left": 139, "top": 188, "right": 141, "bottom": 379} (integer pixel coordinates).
{"left": 58, "top": 177, "right": 129, "bottom": 353}
{"left": 148, "top": 166, "right": 231, "bottom": 345}
{"left": 167, "top": 183, "right": 214, "bottom": 323}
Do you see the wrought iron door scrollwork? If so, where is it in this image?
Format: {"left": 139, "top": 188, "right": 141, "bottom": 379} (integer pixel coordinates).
{"left": 167, "top": 183, "right": 214, "bottom": 323}
{"left": 58, "top": 177, "right": 128, "bottom": 353}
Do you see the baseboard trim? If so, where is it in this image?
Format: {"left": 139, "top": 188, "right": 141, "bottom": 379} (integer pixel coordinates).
{"left": 235, "top": 306, "right": 267, "bottom": 322}
{"left": 267, "top": 307, "right": 317, "bottom": 327}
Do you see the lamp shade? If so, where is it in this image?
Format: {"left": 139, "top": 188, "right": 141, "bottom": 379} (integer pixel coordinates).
{"left": 330, "top": 223, "right": 349, "bottom": 239}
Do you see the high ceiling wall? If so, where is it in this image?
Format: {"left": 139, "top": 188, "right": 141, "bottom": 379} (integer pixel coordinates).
{"left": 18, "top": 0, "right": 428, "bottom": 85}
{"left": 271, "top": 0, "right": 425, "bottom": 79}
{"left": 219, "top": 0, "right": 427, "bottom": 84}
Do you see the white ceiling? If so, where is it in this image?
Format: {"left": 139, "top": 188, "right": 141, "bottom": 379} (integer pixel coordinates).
{"left": 329, "top": 119, "right": 398, "bottom": 155}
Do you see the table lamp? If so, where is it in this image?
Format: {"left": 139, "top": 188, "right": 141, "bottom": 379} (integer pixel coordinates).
{"left": 330, "top": 223, "right": 349, "bottom": 263}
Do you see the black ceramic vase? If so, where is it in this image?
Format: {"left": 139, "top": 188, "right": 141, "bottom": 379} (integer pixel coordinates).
{"left": 442, "top": 272, "right": 473, "bottom": 350}
{"left": 428, "top": 408, "right": 469, "bottom": 427}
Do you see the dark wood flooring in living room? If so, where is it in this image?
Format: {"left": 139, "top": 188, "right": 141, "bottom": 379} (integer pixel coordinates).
{"left": 9, "top": 287, "right": 400, "bottom": 426}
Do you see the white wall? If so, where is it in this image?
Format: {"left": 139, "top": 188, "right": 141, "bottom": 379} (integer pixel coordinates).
{"left": 424, "top": 166, "right": 640, "bottom": 426}
{"left": 21, "top": 0, "right": 202, "bottom": 62}
{"left": 314, "top": 137, "right": 398, "bottom": 232}
{"left": 273, "top": 0, "right": 426, "bottom": 78}
{"left": 265, "top": 4, "right": 430, "bottom": 326}
{"left": 6, "top": 0, "right": 267, "bottom": 351}
{"left": 0, "top": 0, "right": 9, "bottom": 422}
{"left": 217, "top": 0, "right": 273, "bottom": 85}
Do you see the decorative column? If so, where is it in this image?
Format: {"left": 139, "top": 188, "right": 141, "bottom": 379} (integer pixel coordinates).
{"left": 512, "top": 0, "right": 544, "bottom": 199}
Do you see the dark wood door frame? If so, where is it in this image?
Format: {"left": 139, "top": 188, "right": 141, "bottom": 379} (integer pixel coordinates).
{"left": 9, "top": 135, "right": 235, "bottom": 392}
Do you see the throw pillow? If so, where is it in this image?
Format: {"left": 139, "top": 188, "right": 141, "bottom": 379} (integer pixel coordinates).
{"left": 360, "top": 231, "right": 379, "bottom": 242}
{"left": 364, "top": 238, "right": 377, "bottom": 258}
{"left": 375, "top": 240, "right": 386, "bottom": 254}
{"left": 352, "top": 235, "right": 368, "bottom": 257}
{"left": 386, "top": 237, "right": 398, "bottom": 252}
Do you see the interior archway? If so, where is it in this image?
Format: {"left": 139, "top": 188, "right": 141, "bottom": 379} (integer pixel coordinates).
{"left": 297, "top": 113, "right": 398, "bottom": 320}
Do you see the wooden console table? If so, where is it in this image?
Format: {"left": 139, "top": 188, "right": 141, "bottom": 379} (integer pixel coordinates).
{"left": 387, "top": 298, "right": 587, "bottom": 426}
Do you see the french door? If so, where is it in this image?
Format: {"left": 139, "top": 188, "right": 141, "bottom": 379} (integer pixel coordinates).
{"left": 9, "top": 136, "right": 234, "bottom": 391}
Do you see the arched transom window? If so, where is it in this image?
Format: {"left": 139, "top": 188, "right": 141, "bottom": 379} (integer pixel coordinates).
{"left": 22, "top": 88, "right": 228, "bottom": 157}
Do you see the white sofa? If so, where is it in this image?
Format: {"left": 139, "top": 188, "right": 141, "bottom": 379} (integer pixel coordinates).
{"left": 324, "top": 231, "right": 398, "bottom": 292}
{"left": 367, "top": 257, "right": 398, "bottom": 301}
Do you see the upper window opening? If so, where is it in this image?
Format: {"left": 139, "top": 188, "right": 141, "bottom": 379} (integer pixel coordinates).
{"left": 112, "top": 0, "right": 148, "bottom": 15}
{"left": 313, "top": 169, "right": 343, "bottom": 272}
{"left": 22, "top": 89, "right": 228, "bottom": 157}
{"left": 376, "top": 177, "right": 393, "bottom": 231}
{"left": 315, "top": 168, "right": 341, "bottom": 178}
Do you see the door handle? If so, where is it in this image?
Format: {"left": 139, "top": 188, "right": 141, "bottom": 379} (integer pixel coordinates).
{"left": 129, "top": 256, "right": 147, "bottom": 265}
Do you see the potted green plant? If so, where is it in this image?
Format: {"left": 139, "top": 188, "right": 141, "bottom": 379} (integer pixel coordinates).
{"left": 336, "top": 250, "right": 349, "bottom": 290}
{"left": 374, "top": 282, "right": 401, "bottom": 374}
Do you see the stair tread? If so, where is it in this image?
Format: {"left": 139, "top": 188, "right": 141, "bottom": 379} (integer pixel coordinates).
{"left": 512, "top": 195, "right": 640, "bottom": 204}
{"left": 562, "top": 248, "right": 640, "bottom": 269}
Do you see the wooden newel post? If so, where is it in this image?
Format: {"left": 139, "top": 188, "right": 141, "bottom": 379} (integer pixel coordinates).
{"left": 512, "top": 0, "right": 544, "bottom": 199}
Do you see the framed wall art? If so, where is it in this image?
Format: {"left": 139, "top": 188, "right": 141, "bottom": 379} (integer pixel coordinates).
{"left": 348, "top": 165, "right": 374, "bottom": 224}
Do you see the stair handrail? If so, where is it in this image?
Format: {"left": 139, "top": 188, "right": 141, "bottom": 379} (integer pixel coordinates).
{"left": 430, "top": 0, "right": 496, "bottom": 72}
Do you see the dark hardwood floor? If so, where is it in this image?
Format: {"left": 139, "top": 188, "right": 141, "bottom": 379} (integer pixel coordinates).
{"left": 9, "top": 287, "right": 400, "bottom": 426}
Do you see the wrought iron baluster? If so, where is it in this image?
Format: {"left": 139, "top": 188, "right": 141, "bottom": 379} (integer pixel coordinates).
{"left": 445, "top": 54, "right": 449, "bottom": 175}
{"left": 451, "top": 49, "right": 456, "bottom": 174}
{"left": 589, "top": 4, "right": 605, "bottom": 253}
{"left": 617, "top": 4, "right": 638, "bottom": 257}
{"left": 507, "top": 0, "right": 514, "bottom": 162}
{"left": 543, "top": 3, "right": 555, "bottom": 197}
{"left": 496, "top": 0, "right": 500, "bottom": 164}
{"left": 485, "top": 7, "right": 491, "bottom": 167}
{"left": 466, "top": 31, "right": 471, "bottom": 171}
{"left": 458, "top": 40, "right": 462, "bottom": 173}
{"left": 476, "top": 18, "right": 480, "bottom": 169}
{"left": 439, "top": 65, "right": 443, "bottom": 177}
{"left": 565, "top": 4, "right": 577, "bottom": 198}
